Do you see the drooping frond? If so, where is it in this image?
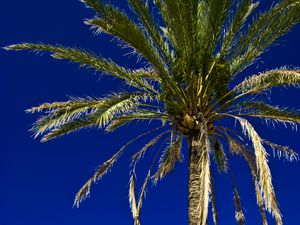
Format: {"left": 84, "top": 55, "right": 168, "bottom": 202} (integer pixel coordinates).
{"left": 227, "top": 136, "right": 269, "bottom": 225}
{"left": 153, "top": 135, "right": 182, "bottom": 182}
{"left": 254, "top": 178, "right": 269, "bottom": 225}
{"left": 131, "top": 131, "right": 171, "bottom": 167}
{"left": 234, "top": 69, "right": 300, "bottom": 94}
{"left": 230, "top": 116, "right": 282, "bottom": 224}
{"left": 5, "top": 43, "right": 157, "bottom": 92}
{"left": 74, "top": 147, "right": 122, "bottom": 208}
{"left": 263, "top": 140, "right": 298, "bottom": 162}
{"left": 211, "top": 137, "right": 228, "bottom": 173}
{"left": 229, "top": 1, "right": 300, "bottom": 74}
{"left": 129, "top": 175, "right": 140, "bottom": 225}
{"left": 73, "top": 126, "right": 166, "bottom": 208}
{"left": 210, "top": 174, "right": 218, "bottom": 225}
{"left": 231, "top": 176, "right": 245, "bottom": 225}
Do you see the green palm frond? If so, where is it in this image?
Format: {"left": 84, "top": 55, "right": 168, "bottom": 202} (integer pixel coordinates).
{"left": 84, "top": 3, "right": 167, "bottom": 72}
{"left": 229, "top": 0, "right": 300, "bottom": 75}
{"left": 203, "top": 0, "right": 232, "bottom": 54}
{"left": 128, "top": 0, "right": 172, "bottom": 63}
{"left": 220, "top": 0, "right": 259, "bottom": 57}
{"left": 235, "top": 101, "right": 300, "bottom": 125}
{"left": 234, "top": 69, "right": 300, "bottom": 94}
{"left": 31, "top": 92, "right": 152, "bottom": 141}
{"left": 213, "top": 69, "right": 300, "bottom": 112}
{"left": 5, "top": 43, "right": 157, "bottom": 92}
{"left": 106, "top": 110, "right": 169, "bottom": 132}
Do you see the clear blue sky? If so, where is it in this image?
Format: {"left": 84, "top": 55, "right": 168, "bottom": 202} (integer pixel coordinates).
{"left": 1, "top": 1, "right": 300, "bottom": 225}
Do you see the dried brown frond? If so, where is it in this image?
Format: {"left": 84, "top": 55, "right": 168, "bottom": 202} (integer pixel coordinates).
{"left": 74, "top": 126, "right": 166, "bottom": 207}
{"left": 210, "top": 174, "right": 218, "bottom": 225}
{"left": 227, "top": 135, "right": 269, "bottom": 225}
{"left": 254, "top": 179, "right": 268, "bottom": 225}
{"left": 137, "top": 171, "right": 151, "bottom": 212}
{"left": 129, "top": 175, "right": 140, "bottom": 225}
{"left": 263, "top": 140, "right": 298, "bottom": 162}
{"left": 153, "top": 136, "right": 182, "bottom": 183}
{"left": 73, "top": 151, "right": 120, "bottom": 208}
{"left": 232, "top": 179, "right": 245, "bottom": 225}
{"left": 234, "top": 116, "right": 282, "bottom": 224}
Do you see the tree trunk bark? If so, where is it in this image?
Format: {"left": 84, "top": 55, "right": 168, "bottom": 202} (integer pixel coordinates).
{"left": 188, "top": 132, "right": 210, "bottom": 225}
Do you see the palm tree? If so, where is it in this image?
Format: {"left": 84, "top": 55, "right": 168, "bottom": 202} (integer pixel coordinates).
{"left": 5, "top": 0, "right": 300, "bottom": 224}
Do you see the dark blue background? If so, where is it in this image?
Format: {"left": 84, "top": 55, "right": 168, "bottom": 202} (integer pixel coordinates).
{"left": 1, "top": 1, "right": 299, "bottom": 225}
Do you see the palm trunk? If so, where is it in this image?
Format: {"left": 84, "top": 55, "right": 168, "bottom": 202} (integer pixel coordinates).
{"left": 188, "top": 132, "right": 210, "bottom": 225}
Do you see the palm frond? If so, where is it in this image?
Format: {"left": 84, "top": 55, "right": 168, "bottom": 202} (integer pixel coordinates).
{"left": 128, "top": 0, "right": 172, "bottom": 63}
{"left": 131, "top": 131, "right": 171, "bottom": 166}
{"left": 231, "top": 176, "right": 245, "bottom": 225}
{"left": 220, "top": 0, "right": 259, "bottom": 56}
{"left": 263, "top": 140, "right": 298, "bottom": 162}
{"left": 203, "top": 0, "right": 232, "bottom": 53}
{"left": 234, "top": 69, "right": 300, "bottom": 94}
{"left": 153, "top": 135, "right": 183, "bottom": 182}
{"left": 232, "top": 116, "right": 282, "bottom": 224}
{"left": 235, "top": 101, "right": 300, "bottom": 127}
{"left": 227, "top": 136, "right": 269, "bottom": 225}
{"left": 73, "top": 125, "right": 166, "bottom": 207}
{"left": 31, "top": 92, "right": 152, "bottom": 141}
{"left": 129, "top": 175, "right": 140, "bottom": 225}
{"left": 254, "top": 178, "right": 269, "bottom": 225}
{"left": 211, "top": 137, "right": 228, "bottom": 173}
{"left": 84, "top": 3, "right": 167, "bottom": 73}
{"left": 230, "top": 1, "right": 300, "bottom": 74}
{"left": 210, "top": 174, "right": 218, "bottom": 225}
{"left": 5, "top": 43, "right": 157, "bottom": 92}
{"left": 106, "top": 110, "right": 169, "bottom": 132}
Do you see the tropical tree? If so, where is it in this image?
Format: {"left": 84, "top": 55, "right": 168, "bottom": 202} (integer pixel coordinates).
{"left": 5, "top": 0, "right": 300, "bottom": 224}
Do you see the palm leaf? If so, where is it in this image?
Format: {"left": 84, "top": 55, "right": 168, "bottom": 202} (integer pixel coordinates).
{"left": 230, "top": 0, "right": 300, "bottom": 74}
{"left": 231, "top": 176, "right": 245, "bottom": 225}
{"left": 5, "top": 43, "right": 157, "bottom": 92}
{"left": 73, "top": 126, "right": 167, "bottom": 208}
{"left": 234, "top": 69, "right": 300, "bottom": 94}
{"left": 153, "top": 135, "right": 183, "bottom": 182}
{"left": 211, "top": 137, "right": 228, "bottom": 173}
{"left": 210, "top": 174, "right": 218, "bottom": 225}
{"left": 232, "top": 116, "right": 282, "bottom": 224}
{"left": 220, "top": 0, "right": 259, "bottom": 56}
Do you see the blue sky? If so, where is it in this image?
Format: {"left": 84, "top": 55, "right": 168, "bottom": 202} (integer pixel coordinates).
{"left": 1, "top": 1, "right": 300, "bottom": 225}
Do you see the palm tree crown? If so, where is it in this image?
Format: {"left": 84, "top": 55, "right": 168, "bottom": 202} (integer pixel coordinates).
{"left": 5, "top": 0, "right": 300, "bottom": 224}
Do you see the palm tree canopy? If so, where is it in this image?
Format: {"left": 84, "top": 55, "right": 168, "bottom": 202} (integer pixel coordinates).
{"left": 5, "top": 0, "right": 300, "bottom": 224}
